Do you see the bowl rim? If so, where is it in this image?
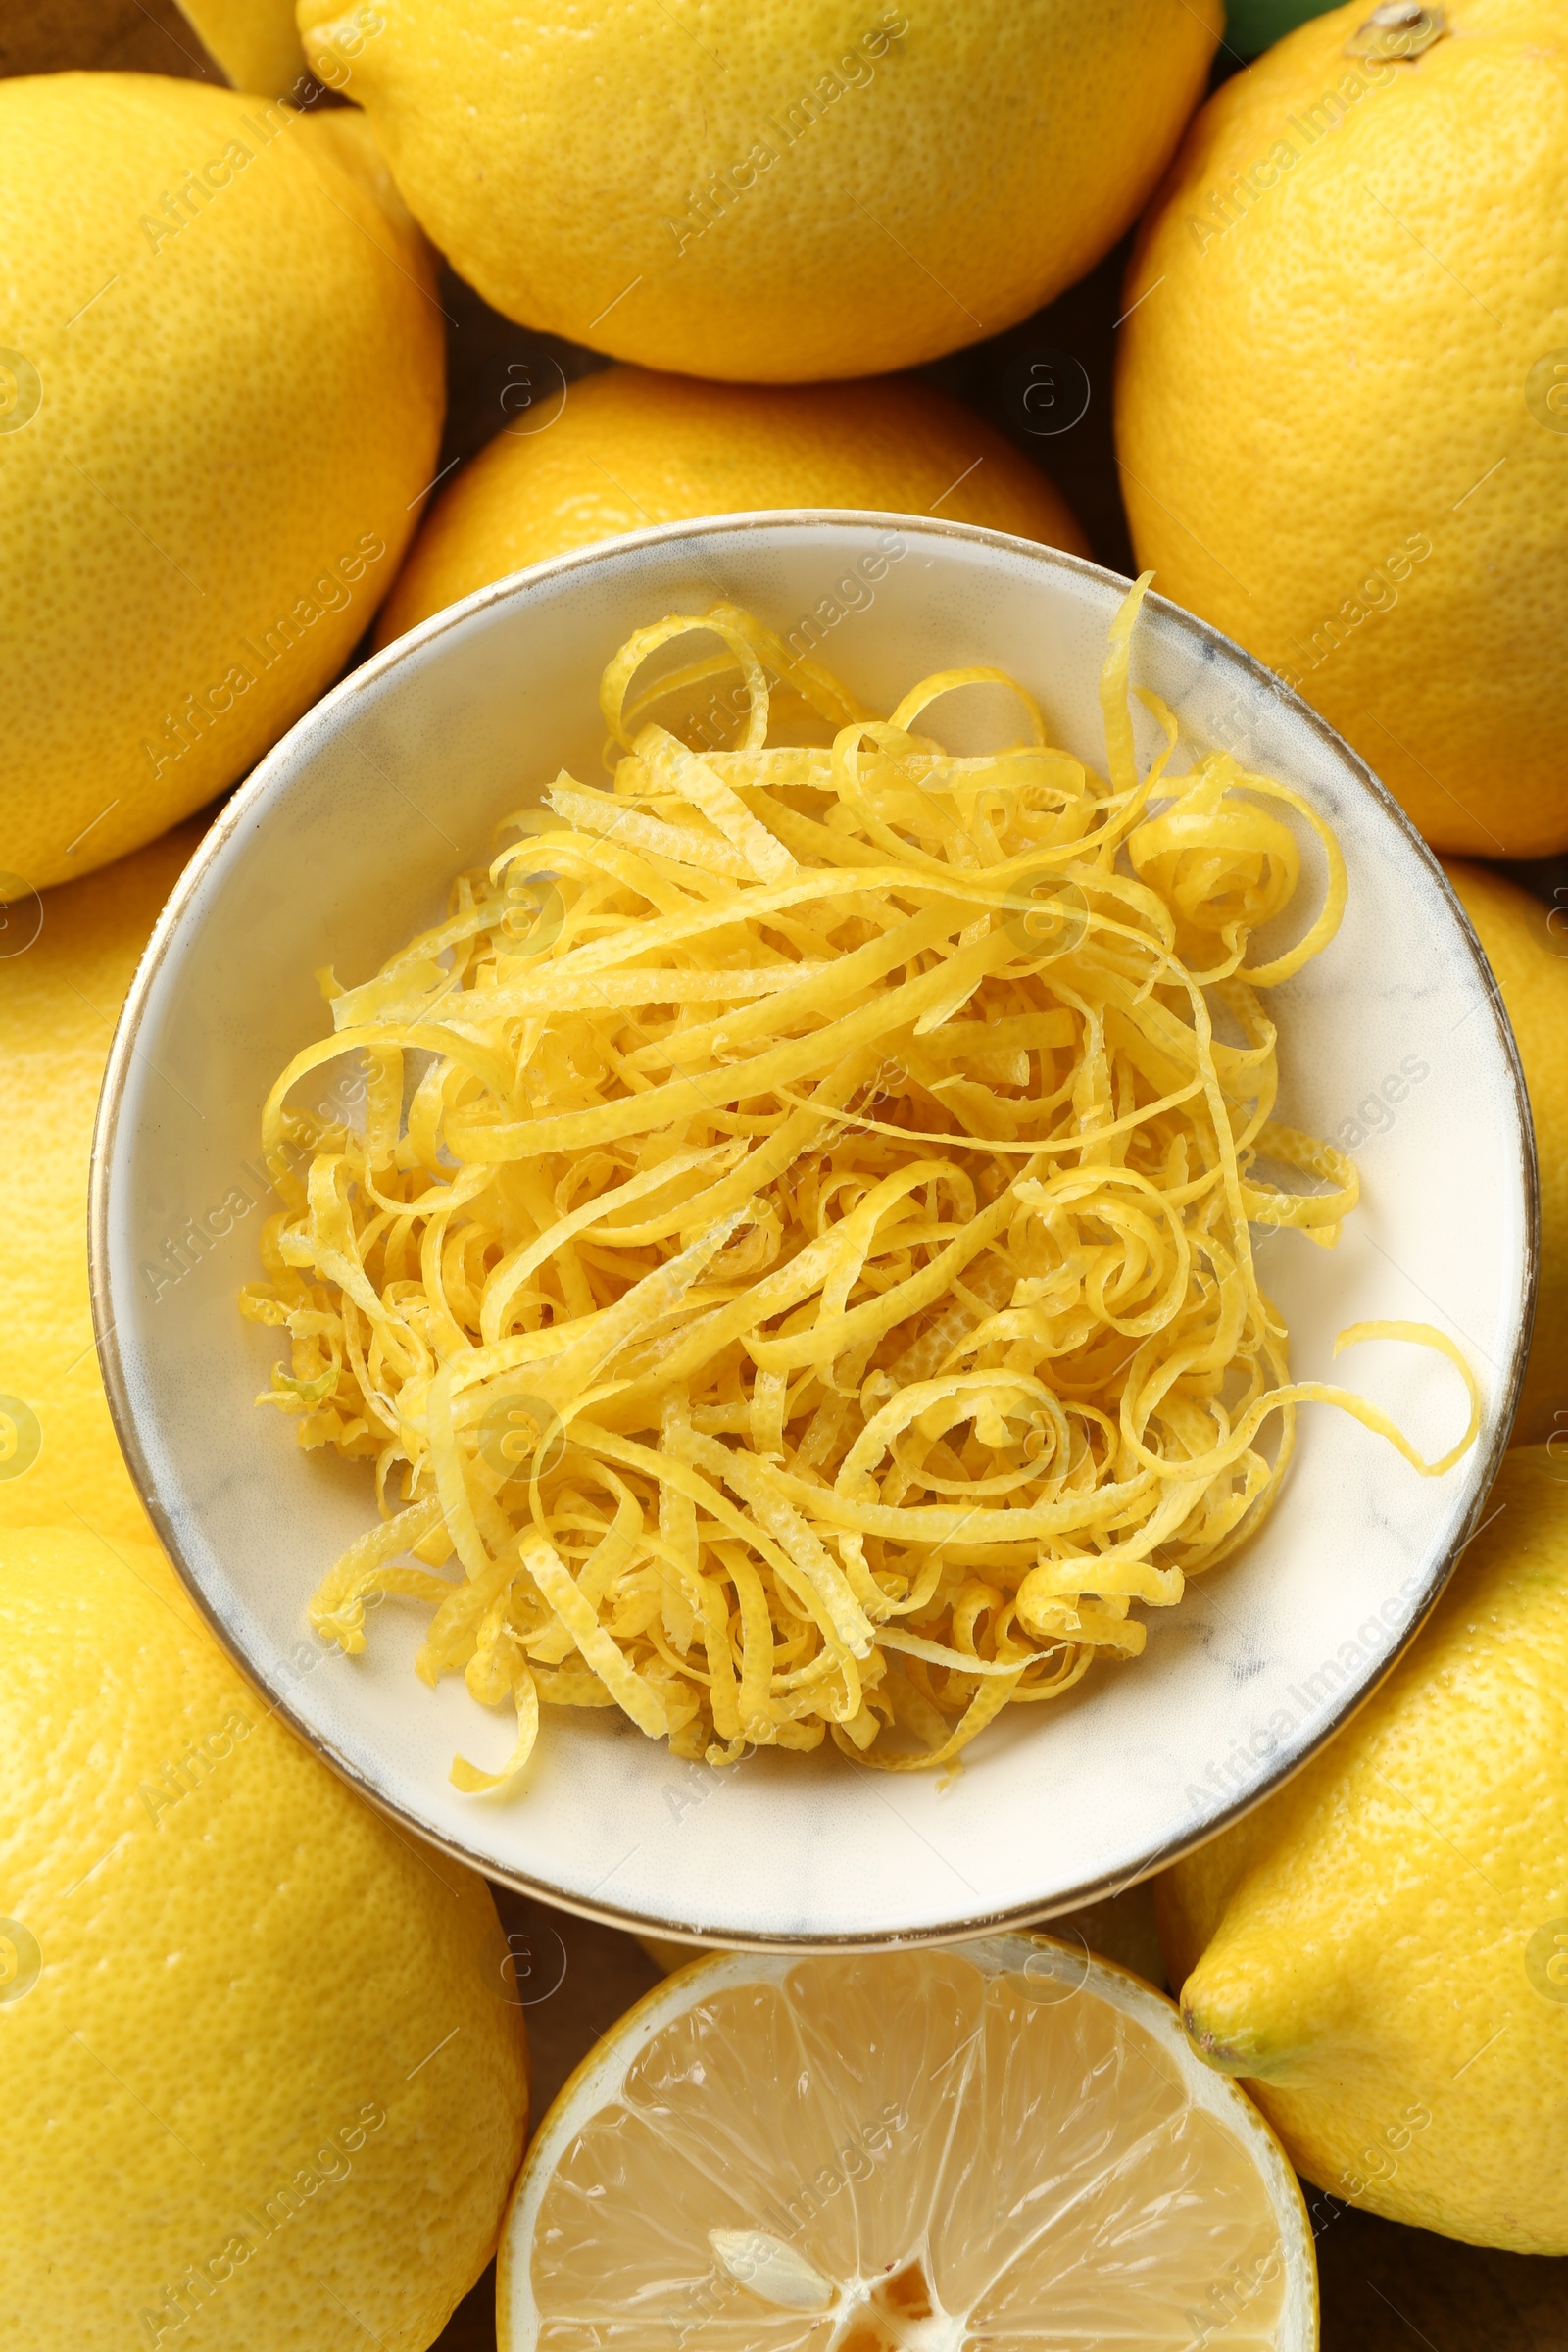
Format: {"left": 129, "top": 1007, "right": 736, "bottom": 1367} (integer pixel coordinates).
{"left": 88, "top": 508, "right": 1540, "bottom": 1946}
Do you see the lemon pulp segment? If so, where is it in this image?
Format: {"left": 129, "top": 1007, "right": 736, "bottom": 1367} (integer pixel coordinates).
{"left": 500, "top": 1939, "right": 1315, "bottom": 2351}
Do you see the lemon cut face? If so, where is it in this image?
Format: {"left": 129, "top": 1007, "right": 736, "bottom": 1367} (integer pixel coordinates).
{"left": 500, "top": 1937, "right": 1316, "bottom": 2352}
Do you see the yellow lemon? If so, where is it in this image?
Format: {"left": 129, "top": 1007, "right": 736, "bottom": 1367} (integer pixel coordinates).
{"left": 1115, "top": 0, "right": 1568, "bottom": 857}
{"left": 172, "top": 0, "right": 312, "bottom": 97}
{"left": 1158, "top": 1446, "right": 1568, "bottom": 2252}
{"left": 172, "top": 0, "right": 387, "bottom": 103}
{"left": 499, "top": 1938, "right": 1316, "bottom": 2350}
{"left": 1444, "top": 859, "right": 1568, "bottom": 1447}
{"left": 376, "top": 365, "right": 1089, "bottom": 644}
{"left": 0, "top": 73, "right": 444, "bottom": 891}
{"left": 0, "top": 1524, "right": 527, "bottom": 2348}
{"left": 299, "top": 0, "right": 1221, "bottom": 382}
{"left": 0, "top": 822, "right": 209, "bottom": 1548}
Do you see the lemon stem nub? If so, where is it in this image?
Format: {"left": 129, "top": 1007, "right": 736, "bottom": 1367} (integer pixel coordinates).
{"left": 1345, "top": 3, "right": 1447, "bottom": 59}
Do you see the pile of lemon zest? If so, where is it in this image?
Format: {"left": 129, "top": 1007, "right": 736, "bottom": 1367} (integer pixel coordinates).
{"left": 245, "top": 589, "right": 1480, "bottom": 1788}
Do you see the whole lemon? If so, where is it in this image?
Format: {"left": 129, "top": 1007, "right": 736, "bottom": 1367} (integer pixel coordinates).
{"left": 0, "top": 822, "right": 207, "bottom": 1548}
{"left": 298, "top": 0, "right": 1221, "bottom": 382}
{"left": 1444, "top": 860, "right": 1568, "bottom": 1448}
{"left": 1158, "top": 1446, "right": 1568, "bottom": 2252}
{"left": 172, "top": 0, "right": 388, "bottom": 103}
{"left": 376, "top": 365, "right": 1089, "bottom": 644}
{"left": 0, "top": 74, "right": 444, "bottom": 892}
{"left": 0, "top": 1525, "right": 526, "bottom": 2349}
{"left": 172, "top": 0, "right": 311, "bottom": 97}
{"left": 1115, "top": 0, "right": 1568, "bottom": 857}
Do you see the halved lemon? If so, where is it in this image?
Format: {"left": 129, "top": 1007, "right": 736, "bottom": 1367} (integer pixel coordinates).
{"left": 498, "top": 1935, "right": 1317, "bottom": 2351}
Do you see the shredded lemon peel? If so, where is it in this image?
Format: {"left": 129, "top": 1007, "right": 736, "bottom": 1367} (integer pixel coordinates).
{"left": 242, "top": 580, "right": 1480, "bottom": 1789}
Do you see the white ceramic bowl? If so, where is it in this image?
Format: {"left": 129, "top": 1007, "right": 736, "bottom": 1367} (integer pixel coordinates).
{"left": 91, "top": 514, "right": 1535, "bottom": 1948}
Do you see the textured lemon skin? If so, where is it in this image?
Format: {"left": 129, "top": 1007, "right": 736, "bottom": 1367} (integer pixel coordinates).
{"left": 300, "top": 0, "right": 1220, "bottom": 382}
{"left": 1444, "top": 861, "right": 1568, "bottom": 1446}
{"left": 0, "top": 1527, "right": 527, "bottom": 2350}
{"left": 1158, "top": 1448, "right": 1568, "bottom": 2252}
{"left": 0, "top": 821, "right": 207, "bottom": 1548}
{"left": 1115, "top": 1, "right": 1568, "bottom": 857}
{"left": 0, "top": 74, "right": 444, "bottom": 891}
{"left": 376, "top": 365, "right": 1090, "bottom": 643}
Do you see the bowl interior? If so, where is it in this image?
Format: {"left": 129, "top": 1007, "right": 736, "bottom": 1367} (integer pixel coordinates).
{"left": 93, "top": 515, "right": 1533, "bottom": 1945}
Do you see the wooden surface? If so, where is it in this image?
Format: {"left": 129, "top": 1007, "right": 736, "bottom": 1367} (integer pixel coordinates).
{"left": 10, "top": 10, "right": 1566, "bottom": 2347}
{"left": 0, "top": 0, "right": 221, "bottom": 81}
